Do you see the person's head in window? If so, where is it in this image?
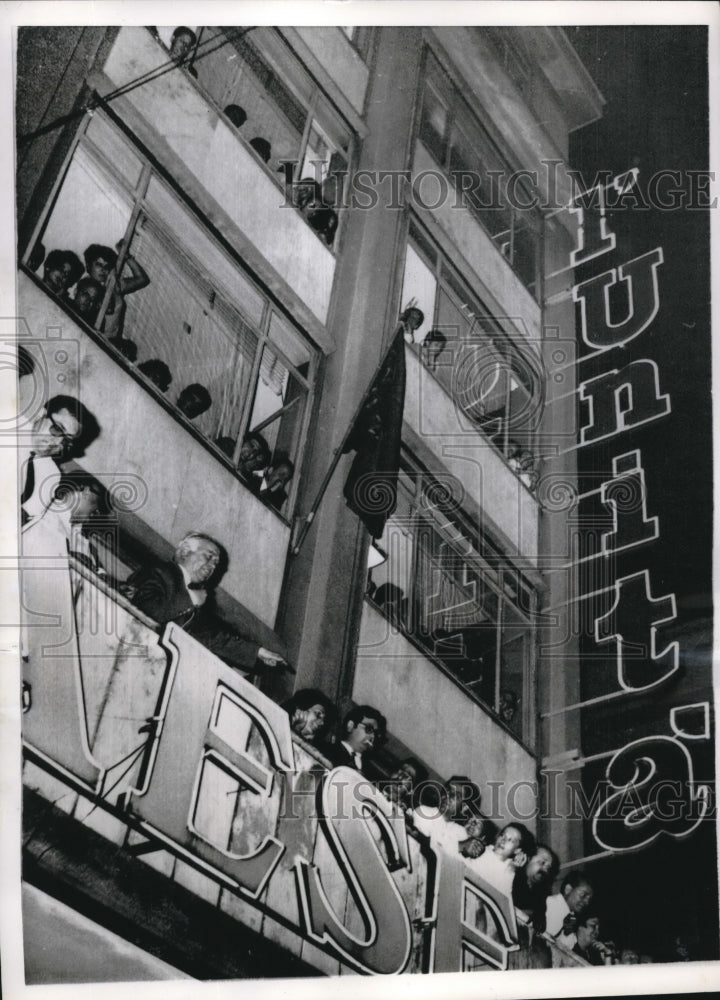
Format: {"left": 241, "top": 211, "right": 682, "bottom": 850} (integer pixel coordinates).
{"left": 263, "top": 453, "right": 294, "bottom": 494}
{"left": 42, "top": 250, "right": 70, "bottom": 295}
{"left": 443, "top": 774, "right": 482, "bottom": 823}
{"left": 169, "top": 26, "right": 197, "bottom": 64}
{"left": 62, "top": 251, "right": 83, "bottom": 291}
{"left": 383, "top": 758, "right": 427, "bottom": 809}
{"left": 138, "top": 359, "right": 172, "bottom": 392}
{"left": 83, "top": 244, "right": 118, "bottom": 286}
{"left": 286, "top": 688, "right": 334, "bottom": 743}
{"left": 54, "top": 472, "right": 106, "bottom": 524}
{"left": 73, "top": 277, "right": 104, "bottom": 325}
{"left": 491, "top": 822, "right": 534, "bottom": 865}
{"left": 499, "top": 689, "right": 519, "bottom": 725}
{"left": 250, "top": 137, "right": 272, "bottom": 164}
{"left": 560, "top": 871, "right": 594, "bottom": 917}
{"left": 214, "top": 436, "right": 236, "bottom": 458}
{"left": 421, "top": 328, "right": 446, "bottom": 371}
{"left": 524, "top": 844, "right": 559, "bottom": 889}
{"left": 237, "top": 432, "right": 270, "bottom": 479}
{"left": 224, "top": 104, "right": 247, "bottom": 129}
{"left": 109, "top": 337, "right": 138, "bottom": 363}
{"left": 174, "top": 531, "right": 223, "bottom": 588}
{"left": 177, "top": 383, "right": 212, "bottom": 419}
{"left": 32, "top": 395, "right": 100, "bottom": 461}
{"left": 341, "top": 705, "right": 386, "bottom": 758}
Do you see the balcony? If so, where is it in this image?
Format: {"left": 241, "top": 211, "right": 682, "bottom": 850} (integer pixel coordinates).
{"left": 96, "top": 27, "right": 336, "bottom": 338}
{"left": 404, "top": 342, "right": 539, "bottom": 563}
{"left": 20, "top": 556, "right": 585, "bottom": 978}
{"left": 17, "top": 272, "right": 289, "bottom": 629}
{"left": 354, "top": 601, "right": 538, "bottom": 820}
{"left": 412, "top": 141, "right": 541, "bottom": 343}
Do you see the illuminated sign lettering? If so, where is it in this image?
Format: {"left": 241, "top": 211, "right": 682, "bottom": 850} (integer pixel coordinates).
{"left": 573, "top": 248, "right": 663, "bottom": 350}
{"left": 594, "top": 570, "right": 678, "bottom": 692}
{"left": 579, "top": 359, "right": 671, "bottom": 445}
{"left": 591, "top": 736, "right": 710, "bottom": 852}
{"left": 600, "top": 450, "right": 659, "bottom": 555}
{"left": 567, "top": 168, "right": 711, "bottom": 860}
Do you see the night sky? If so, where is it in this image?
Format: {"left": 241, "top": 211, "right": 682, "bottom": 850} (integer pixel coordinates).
{"left": 567, "top": 25, "right": 711, "bottom": 614}
{"left": 560, "top": 26, "right": 716, "bottom": 960}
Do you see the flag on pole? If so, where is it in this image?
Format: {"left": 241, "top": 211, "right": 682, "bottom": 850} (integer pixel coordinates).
{"left": 343, "top": 326, "right": 407, "bottom": 539}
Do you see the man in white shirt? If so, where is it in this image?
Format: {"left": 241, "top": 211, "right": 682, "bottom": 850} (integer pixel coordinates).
{"left": 545, "top": 871, "right": 595, "bottom": 950}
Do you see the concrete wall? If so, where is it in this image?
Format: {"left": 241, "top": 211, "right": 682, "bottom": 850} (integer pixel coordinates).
{"left": 19, "top": 273, "right": 289, "bottom": 628}
{"left": 354, "top": 602, "right": 538, "bottom": 826}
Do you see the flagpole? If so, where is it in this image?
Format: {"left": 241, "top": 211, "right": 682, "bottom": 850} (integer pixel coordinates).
{"left": 290, "top": 310, "right": 417, "bottom": 557}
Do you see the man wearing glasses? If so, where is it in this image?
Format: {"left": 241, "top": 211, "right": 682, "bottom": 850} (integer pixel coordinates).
{"left": 327, "top": 705, "right": 387, "bottom": 776}
{"left": 20, "top": 395, "right": 100, "bottom": 526}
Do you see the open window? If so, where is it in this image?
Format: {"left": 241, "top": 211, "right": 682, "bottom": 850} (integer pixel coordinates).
{"left": 418, "top": 51, "right": 543, "bottom": 298}
{"left": 401, "top": 224, "right": 542, "bottom": 478}
{"left": 368, "top": 454, "right": 537, "bottom": 745}
{"left": 24, "top": 110, "right": 316, "bottom": 517}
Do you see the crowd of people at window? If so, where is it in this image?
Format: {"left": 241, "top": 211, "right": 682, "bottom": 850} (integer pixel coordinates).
{"left": 33, "top": 239, "right": 296, "bottom": 514}
{"left": 150, "top": 26, "right": 339, "bottom": 247}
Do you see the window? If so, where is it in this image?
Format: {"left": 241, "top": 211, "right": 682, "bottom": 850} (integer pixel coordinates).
{"left": 368, "top": 454, "right": 536, "bottom": 744}
{"left": 187, "top": 27, "right": 354, "bottom": 245}
{"left": 25, "top": 111, "right": 315, "bottom": 514}
{"left": 340, "top": 26, "right": 375, "bottom": 60}
{"left": 401, "top": 225, "right": 543, "bottom": 475}
{"left": 418, "top": 51, "right": 542, "bottom": 297}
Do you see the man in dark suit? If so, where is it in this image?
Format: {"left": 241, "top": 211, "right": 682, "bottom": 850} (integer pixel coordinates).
{"left": 325, "top": 704, "right": 386, "bottom": 775}
{"left": 127, "top": 531, "right": 287, "bottom": 676}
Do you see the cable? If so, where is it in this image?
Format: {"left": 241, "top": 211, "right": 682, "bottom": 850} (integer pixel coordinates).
{"left": 17, "top": 26, "right": 255, "bottom": 148}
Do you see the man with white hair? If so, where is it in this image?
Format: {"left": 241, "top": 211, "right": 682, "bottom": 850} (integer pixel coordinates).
{"left": 127, "top": 531, "right": 287, "bottom": 675}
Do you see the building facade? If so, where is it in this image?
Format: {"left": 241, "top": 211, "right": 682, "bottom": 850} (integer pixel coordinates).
{"left": 15, "top": 23, "right": 683, "bottom": 982}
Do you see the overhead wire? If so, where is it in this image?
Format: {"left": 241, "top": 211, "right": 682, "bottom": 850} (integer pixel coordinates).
{"left": 17, "top": 26, "right": 255, "bottom": 148}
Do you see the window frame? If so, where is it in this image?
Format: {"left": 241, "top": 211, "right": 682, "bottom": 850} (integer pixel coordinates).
{"left": 418, "top": 48, "right": 544, "bottom": 299}
{"left": 22, "top": 106, "right": 318, "bottom": 522}
{"left": 368, "top": 450, "right": 537, "bottom": 749}
{"left": 175, "top": 26, "right": 356, "bottom": 253}
{"left": 402, "top": 220, "right": 543, "bottom": 475}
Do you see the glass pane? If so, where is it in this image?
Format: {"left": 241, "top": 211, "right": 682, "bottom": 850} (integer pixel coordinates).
{"left": 369, "top": 473, "right": 414, "bottom": 627}
{"left": 247, "top": 343, "right": 308, "bottom": 502}
{"left": 144, "top": 176, "right": 266, "bottom": 327}
{"left": 512, "top": 212, "right": 539, "bottom": 292}
{"left": 419, "top": 80, "right": 448, "bottom": 166}
{"left": 401, "top": 244, "right": 436, "bottom": 342}
{"left": 36, "top": 144, "right": 133, "bottom": 297}
{"left": 201, "top": 32, "right": 306, "bottom": 170}
{"left": 499, "top": 607, "right": 529, "bottom": 737}
{"left": 85, "top": 115, "right": 144, "bottom": 190}
{"left": 454, "top": 342, "right": 510, "bottom": 442}
{"left": 125, "top": 218, "right": 257, "bottom": 443}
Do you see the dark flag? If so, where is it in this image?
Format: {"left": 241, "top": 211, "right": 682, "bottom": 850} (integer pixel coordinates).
{"left": 343, "top": 326, "right": 407, "bottom": 539}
